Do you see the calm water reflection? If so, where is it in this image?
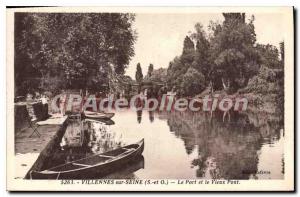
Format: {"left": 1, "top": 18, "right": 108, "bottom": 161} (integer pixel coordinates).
{"left": 47, "top": 109, "right": 284, "bottom": 180}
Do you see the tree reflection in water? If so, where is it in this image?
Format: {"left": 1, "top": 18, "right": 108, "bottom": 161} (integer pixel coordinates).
{"left": 137, "top": 110, "right": 142, "bottom": 123}
{"left": 136, "top": 110, "right": 155, "bottom": 123}
{"left": 160, "top": 109, "right": 284, "bottom": 179}
{"left": 43, "top": 119, "right": 124, "bottom": 171}
{"left": 43, "top": 108, "right": 283, "bottom": 180}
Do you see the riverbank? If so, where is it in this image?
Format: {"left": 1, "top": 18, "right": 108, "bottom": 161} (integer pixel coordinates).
{"left": 15, "top": 115, "right": 68, "bottom": 179}
{"left": 195, "top": 89, "right": 282, "bottom": 114}
{"left": 243, "top": 92, "right": 283, "bottom": 114}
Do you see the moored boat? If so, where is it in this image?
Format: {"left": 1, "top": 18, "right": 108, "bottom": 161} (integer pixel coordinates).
{"left": 29, "top": 139, "right": 144, "bottom": 179}
{"left": 83, "top": 110, "right": 115, "bottom": 119}
{"left": 84, "top": 118, "right": 115, "bottom": 125}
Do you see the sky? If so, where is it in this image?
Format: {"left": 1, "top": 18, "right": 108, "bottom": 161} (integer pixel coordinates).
{"left": 125, "top": 13, "right": 285, "bottom": 78}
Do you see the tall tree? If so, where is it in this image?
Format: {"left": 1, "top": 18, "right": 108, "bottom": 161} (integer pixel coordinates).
{"left": 210, "top": 13, "right": 259, "bottom": 92}
{"left": 14, "top": 13, "right": 136, "bottom": 95}
{"left": 181, "top": 36, "right": 195, "bottom": 64}
{"left": 182, "top": 36, "right": 195, "bottom": 55}
{"left": 147, "top": 63, "right": 154, "bottom": 78}
{"left": 191, "top": 23, "right": 211, "bottom": 81}
{"left": 166, "top": 33, "right": 199, "bottom": 94}
{"left": 135, "top": 63, "right": 143, "bottom": 83}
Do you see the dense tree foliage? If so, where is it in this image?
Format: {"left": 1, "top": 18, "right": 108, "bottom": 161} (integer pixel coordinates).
{"left": 145, "top": 68, "right": 167, "bottom": 83}
{"left": 244, "top": 41, "right": 284, "bottom": 110}
{"left": 16, "top": 12, "right": 284, "bottom": 111}
{"left": 15, "top": 13, "right": 136, "bottom": 95}
{"left": 180, "top": 67, "right": 205, "bottom": 96}
{"left": 209, "top": 13, "right": 260, "bottom": 92}
{"left": 166, "top": 12, "right": 284, "bottom": 104}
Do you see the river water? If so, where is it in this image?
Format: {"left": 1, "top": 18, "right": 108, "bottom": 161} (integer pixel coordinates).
{"left": 46, "top": 109, "right": 284, "bottom": 180}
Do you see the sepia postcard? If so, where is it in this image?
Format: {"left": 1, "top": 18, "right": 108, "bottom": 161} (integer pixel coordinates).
{"left": 6, "top": 7, "right": 294, "bottom": 191}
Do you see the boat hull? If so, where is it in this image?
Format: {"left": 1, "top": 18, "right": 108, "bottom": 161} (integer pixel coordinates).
{"left": 84, "top": 112, "right": 115, "bottom": 119}
{"left": 30, "top": 140, "right": 144, "bottom": 179}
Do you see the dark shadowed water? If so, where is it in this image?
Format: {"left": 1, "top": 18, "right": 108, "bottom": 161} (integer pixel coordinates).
{"left": 46, "top": 109, "right": 284, "bottom": 180}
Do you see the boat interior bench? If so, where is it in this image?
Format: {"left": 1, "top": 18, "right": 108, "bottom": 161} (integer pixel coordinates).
{"left": 77, "top": 155, "right": 113, "bottom": 166}
{"left": 76, "top": 148, "right": 135, "bottom": 166}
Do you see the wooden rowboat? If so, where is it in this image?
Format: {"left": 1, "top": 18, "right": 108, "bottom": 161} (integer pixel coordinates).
{"left": 30, "top": 139, "right": 144, "bottom": 179}
{"left": 83, "top": 110, "right": 115, "bottom": 119}
{"left": 84, "top": 118, "right": 115, "bottom": 125}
